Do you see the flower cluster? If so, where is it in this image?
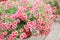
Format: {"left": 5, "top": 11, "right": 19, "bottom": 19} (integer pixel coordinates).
{"left": 0, "top": 0, "right": 59, "bottom": 40}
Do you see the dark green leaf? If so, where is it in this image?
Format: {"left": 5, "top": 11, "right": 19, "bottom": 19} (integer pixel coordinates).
{"left": 46, "top": 1, "right": 51, "bottom": 4}
{"left": 53, "top": 0, "right": 58, "bottom": 6}
{"left": 16, "top": 21, "right": 25, "bottom": 30}
{"left": 5, "top": 10, "right": 10, "bottom": 14}
{"left": 57, "top": 8, "right": 60, "bottom": 14}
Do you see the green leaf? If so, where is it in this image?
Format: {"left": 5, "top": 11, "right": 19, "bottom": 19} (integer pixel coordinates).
{"left": 17, "top": 29, "right": 22, "bottom": 38}
{"left": 38, "top": 8, "right": 42, "bottom": 12}
{"left": 0, "top": 10, "right": 2, "bottom": 15}
{"left": 6, "top": 18, "right": 14, "bottom": 23}
{"left": 5, "top": 7, "right": 17, "bottom": 14}
{"left": 41, "top": 14, "right": 45, "bottom": 20}
{"left": 5, "top": 9, "right": 10, "bottom": 13}
{"left": 57, "top": 8, "right": 60, "bottom": 14}
{"left": 53, "top": 0, "right": 58, "bottom": 6}
{"left": 6, "top": 30, "right": 9, "bottom": 33}
{"left": 46, "top": 19, "right": 49, "bottom": 23}
{"left": 16, "top": 21, "right": 25, "bottom": 30}
{"left": 26, "top": 10, "right": 30, "bottom": 17}
{"left": 29, "top": 14, "right": 37, "bottom": 21}
{"left": 6, "top": 30, "right": 14, "bottom": 35}
{"left": 20, "top": 3, "right": 24, "bottom": 6}
{"left": 11, "top": 7, "right": 17, "bottom": 13}
{"left": 26, "top": 10, "right": 30, "bottom": 13}
{"left": 46, "top": 1, "right": 51, "bottom": 4}
{"left": 8, "top": 8, "right": 12, "bottom": 14}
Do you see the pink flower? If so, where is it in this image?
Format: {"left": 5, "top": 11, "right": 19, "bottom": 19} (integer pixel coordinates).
{"left": 1, "top": 12, "right": 5, "bottom": 18}
{"left": 24, "top": 25, "right": 29, "bottom": 31}
{"left": 8, "top": 30, "right": 18, "bottom": 40}
{"left": 15, "top": 7, "right": 22, "bottom": 18}
{"left": 12, "top": 21, "right": 18, "bottom": 29}
{"left": 13, "top": 21, "right": 17, "bottom": 25}
{"left": 2, "top": 31, "right": 7, "bottom": 36}
{"left": 30, "top": 0, "right": 41, "bottom": 14}
{"left": 20, "top": 28, "right": 24, "bottom": 32}
{"left": 12, "top": 24, "right": 17, "bottom": 29}
{"left": 34, "top": 13, "right": 40, "bottom": 18}
{"left": 17, "top": 7, "right": 22, "bottom": 14}
{"left": 46, "top": 4, "right": 53, "bottom": 14}
{"left": 20, "top": 13, "right": 27, "bottom": 21}
{"left": 13, "top": 30, "right": 18, "bottom": 36}
{"left": 16, "top": 19, "right": 20, "bottom": 23}
{"left": 30, "top": 10, "right": 34, "bottom": 14}
{"left": 6, "top": 38, "right": 9, "bottom": 40}
{"left": 5, "top": 22, "right": 11, "bottom": 29}
{"left": 0, "top": 22, "right": 3, "bottom": 28}
{"left": 10, "top": 14, "right": 16, "bottom": 19}
{"left": 20, "top": 32, "right": 27, "bottom": 39}
{"left": 0, "top": 34, "right": 4, "bottom": 40}
{"left": 26, "top": 21, "right": 34, "bottom": 29}
{"left": 52, "top": 6, "right": 57, "bottom": 10}
{"left": 57, "top": 0, "right": 60, "bottom": 6}
{"left": 23, "top": 0, "right": 28, "bottom": 5}
{"left": 37, "top": 17, "right": 43, "bottom": 24}
{"left": 27, "top": 21, "right": 31, "bottom": 25}
{"left": 28, "top": 24, "right": 34, "bottom": 29}
{"left": 9, "top": 35, "right": 14, "bottom": 40}
{"left": 24, "top": 6, "right": 30, "bottom": 10}
{"left": 0, "top": 37, "right": 4, "bottom": 40}
{"left": 31, "top": 20, "right": 37, "bottom": 26}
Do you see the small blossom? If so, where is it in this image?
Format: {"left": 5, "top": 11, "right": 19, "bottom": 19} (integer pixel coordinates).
{"left": 20, "top": 32, "right": 27, "bottom": 39}
{"left": 20, "top": 28, "right": 24, "bottom": 32}
{"left": 2, "top": 31, "right": 7, "bottom": 36}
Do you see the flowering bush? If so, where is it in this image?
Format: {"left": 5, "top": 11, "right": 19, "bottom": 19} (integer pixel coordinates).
{"left": 0, "top": 0, "right": 59, "bottom": 40}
